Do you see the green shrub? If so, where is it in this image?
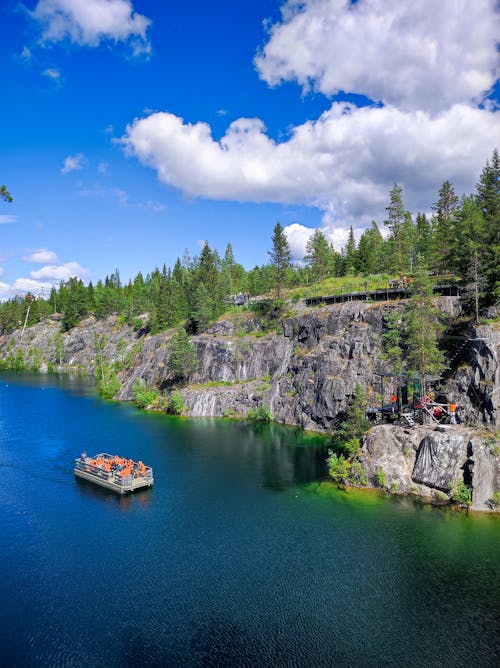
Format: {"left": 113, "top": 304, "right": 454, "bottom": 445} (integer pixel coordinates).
{"left": 14, "top": 349, "right": 26, "bottom": 372}
{"left": 488, "top": 491, "right": 500, "bottom": 509}
{"left": 247, "top": 403, "right": 272, "bottom": 422}
{"left": 375, "top": 467, "right": 386, "bottom": 488}
{"left": 336, "top": 437, "right": 361, "bottom": 458}
{"left": 448, "top": 479, "right": 472, "bottom": 507}
{"left": 97, "top": 372, "right": 121, "bottom": 399}
{"left": 167, "top": 389, "right": 185, "bottom": 415}
{"left": 30, "top": 347, "right": 42, "bottom": 372}
{"left": 348, "top": 459, "right": 368, "bottom": 486}
{"left": 327, "top": 451, "right": 350, "bottom": 484}
{"left": 132, "top": 379, "right": 160, "bottom": 409}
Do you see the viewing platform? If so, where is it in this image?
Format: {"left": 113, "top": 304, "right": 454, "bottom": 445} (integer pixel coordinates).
{"left": 305, "top": 283, "right": 460, "bottom": 307}
{"left": 74, "top": 452, "right": 154, "bottom": 494}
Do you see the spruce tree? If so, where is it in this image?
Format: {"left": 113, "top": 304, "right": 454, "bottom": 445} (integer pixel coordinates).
{"left": 475, "top": 149, "right": 500, "bottom": 303}
{"left": 268, "top": 222, "right": 291, "bottom": 299}
{"left": 191, "top": 282, "right": 212, "bottom": 332}
{"left": 384, "top": 183, "right": 409, "bottom": 275}
{"left": 343, "top": 226, "right": 358, "bottom": 275}
{"left": 304, "top": 229, "right": 332, "bottom": 282}
{"left": 430, "top": 180, "right": 459, "bottom": 274}
{"left": 415, "top": 212, "right": 432, "bottom": 262}
{"left": 357, "top": 221, "right": 385, "bottom": 274}
{"left": 168, "top": 327, "right": 198, "bottom": 380}
{"left": 404, "top": 257, "right": 445, "bottom": 402}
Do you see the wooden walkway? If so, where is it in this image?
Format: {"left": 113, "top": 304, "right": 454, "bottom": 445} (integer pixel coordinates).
{"left": 305, "top": 284, "right": 460, "bottom": 306}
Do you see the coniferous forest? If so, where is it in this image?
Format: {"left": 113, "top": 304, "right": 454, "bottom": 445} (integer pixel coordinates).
{"left": 1, "top": 149, "right": 498, "bottom": 336}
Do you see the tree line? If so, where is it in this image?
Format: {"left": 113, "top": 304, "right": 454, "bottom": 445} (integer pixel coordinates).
{"left": 0, "top": 149, "right": 497, "bottom": 335}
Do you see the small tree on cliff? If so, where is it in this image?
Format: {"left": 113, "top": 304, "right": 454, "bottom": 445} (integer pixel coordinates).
{"left": 168, "top": 326, "right": 198, "bottom": 381}
{"left": 333, "top": 383, "right": 371, "bottom": 457}
{"left": 404, "top": 257, "right": 445, "bottom": 402}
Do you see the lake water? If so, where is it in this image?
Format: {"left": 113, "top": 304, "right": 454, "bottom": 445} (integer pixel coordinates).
{"left": 0, "top": 372, "right": 498, "bottom": 667}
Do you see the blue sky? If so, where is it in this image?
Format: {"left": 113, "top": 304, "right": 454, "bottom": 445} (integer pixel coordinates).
{"left": 0, "top": 0, "right": 498, "bottom": 297}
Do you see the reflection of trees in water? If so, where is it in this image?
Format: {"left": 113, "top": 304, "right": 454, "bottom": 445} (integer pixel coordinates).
{"left": 167, "top": 417, "right": 328, "bottom": 491}
{"left": 249, "top": 422, "right": 328, "bottom": 490}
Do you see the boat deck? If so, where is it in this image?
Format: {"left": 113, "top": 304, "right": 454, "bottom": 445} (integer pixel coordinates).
{"left": 74, "top": 452, "right": 154, "bottom": 494}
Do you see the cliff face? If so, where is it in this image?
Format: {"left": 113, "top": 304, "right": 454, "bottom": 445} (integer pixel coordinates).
{"left": 1, "top": 298, "right": 499, "bottom": 510}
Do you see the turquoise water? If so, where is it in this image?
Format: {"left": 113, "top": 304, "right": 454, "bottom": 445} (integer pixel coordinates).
{"left": 0, "top": 372, "right": 498, "bottom": 667}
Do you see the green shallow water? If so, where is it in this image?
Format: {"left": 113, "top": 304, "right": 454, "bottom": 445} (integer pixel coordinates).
{"left": 0, "top": 372, "right": 498, "bottom": 667}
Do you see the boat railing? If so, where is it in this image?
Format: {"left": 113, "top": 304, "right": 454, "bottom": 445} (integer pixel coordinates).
{"left": 75, "top": 455, "right": 154, "bottom": 490}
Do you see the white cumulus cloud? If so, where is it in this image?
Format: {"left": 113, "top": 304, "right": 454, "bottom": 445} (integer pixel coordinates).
{"left": 61, "top": 153, "right": 86, "bottom": 174}
{"left": 123, "top": 104, "right": 498, "bottom": 228}
{"left": 29, "top": 0, "right": 151, "bottom": 56}
{"left": 30, "top": 261, "right": 89, "bottom": 281}
{"left": 122, "top": 0, "right": 498, "bottom": 258}
{"left": 255, "top": 0, "right": 500, "bottom": 112}
{"left": 23, "top": 249, "right": 59, "bottom": 264}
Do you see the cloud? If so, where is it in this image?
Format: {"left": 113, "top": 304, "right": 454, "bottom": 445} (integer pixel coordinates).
{"left": 97, "top": 161, "right": 109, "bottom": 174}
{"left": 77, "top": 184, "right": 129, "bottom": 205}
{"left": 11, "top": 277, "right": 54, "bottom": 296}
{"left": 29, "top": 0, "right": 152, "bottom": 56}
{"left": 20, "top": 46, "right": 32, "bottom": 62}
{"left": 255, "top": 0, "right": 500, "bottom": 112}
{"left": 0, "top": 215, "right": 18, "bottom": 224}
{"left": 137, "top": 199, "right": 166, "bottom": 212}
{"left": 61, "top": 153, "right": 86, "bottom": 174}
{"left": 30, "top": 261, "right": 89, "bottom": 281}
{"left": 284, "top": 222, "right": 366, "bottom": 258}
{"left": 23, "top": 249, "right": 59, "bottom": 264}
{"left": 43, "top": 67, "right": 61, "bottom": 80}
{"left": 122, "top": 104, "right": 498, "bottom": 228}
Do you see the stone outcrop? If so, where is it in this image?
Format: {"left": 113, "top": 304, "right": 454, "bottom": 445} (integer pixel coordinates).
{"left": 412, "top": 429, "right": 468, "bottom": 491}
{"left": 362, "top": 424, "right": 499, "bottom": 511}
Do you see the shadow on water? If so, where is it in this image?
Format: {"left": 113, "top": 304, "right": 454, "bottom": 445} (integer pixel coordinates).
{"left": 74, "top": 476, "right": 153, "bottom": 511}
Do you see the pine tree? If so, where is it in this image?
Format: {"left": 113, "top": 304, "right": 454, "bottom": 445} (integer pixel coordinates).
{"left": 268, "top": 222, "right": 291, "bottom": 299}
{"left": 0, "top": 185, "right": 13, "bottom": 202}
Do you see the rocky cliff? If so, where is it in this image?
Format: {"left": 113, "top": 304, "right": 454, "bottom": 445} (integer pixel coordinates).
{"left": 1, "top": 297, "right": 499, "bottom": 510}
